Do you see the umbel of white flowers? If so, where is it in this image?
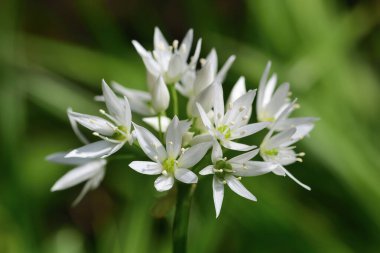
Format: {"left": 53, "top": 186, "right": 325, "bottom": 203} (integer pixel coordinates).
{"left": 47, "top": 27, "right": 317, "bottom": 217}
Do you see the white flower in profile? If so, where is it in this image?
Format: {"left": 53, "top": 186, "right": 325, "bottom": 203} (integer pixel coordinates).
{"left": 47, "top": 152, "right": 106, "bottom": 205}
{"left": 196, "top": 83, "right": 269, "bottom": 151}
{"left": 200, "top": 142, "right": 275, "bottom": 217}
{"left": 256, "top": 61, "right": 318, "bottom": 137}
{"left": 132, "top": 27, "right": 202, "bottom": 84}
{"left": 129, "top": 116, "right": 211, "bottom": 192}
{"left": 260, "top": 103, "right": 311, "bottom": 190}
{"left": 66, "top": 80, "right": 133, "bottom": 159}
{"left": 177, "top": 49, "right": 236, "bottom": 117}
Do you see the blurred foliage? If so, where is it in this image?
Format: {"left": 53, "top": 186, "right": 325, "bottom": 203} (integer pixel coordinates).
{"left": 0, "top": 0, "right": 379, "bottom": 252}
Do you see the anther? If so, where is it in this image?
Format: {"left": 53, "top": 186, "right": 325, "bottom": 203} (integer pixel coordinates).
{"left": 168, "top": 141, "right": 174, "bottom": 145}
{"left": 200, "top": 58, "right": 207, "bottom": 66}
{"left": 153, "top": 155, "right": 159, "bottom": 161}
{"left": 162, "top": 170, "right": 168, "bottom": 176}
{"left": 173, "top": 40, "right": 179, "bottom": 49}
{"left": 296, "top": 158, "right": 303, "bottom": 162}
{"left": 222, "top": 180, "right": 227, "bottom": 184}
{"left": 242, "top": 115, "right": 249, "bottom": 121}
{"left": 298, "top": 152, "right": 305, "bottom": 157}
{"left": 239, "top": 106, "right": 246, "bottom": 112}
{"left": 237, "top": 177, "right": 242, "bottom": 181}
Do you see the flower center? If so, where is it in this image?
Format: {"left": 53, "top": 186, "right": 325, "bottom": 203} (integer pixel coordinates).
{"left": 263, "top": 148, "right": 279, "bottom": 156}
{"left": 217, "top": 125, "right": 232, "bottom": 139}
{"left": 111, "top": 125, "right": 128, "bottom": 141}
{"left": 162, "top": 158, "right": 176, "bottom": 174}
{"left": 214, "top": 160, "right": 233, "bottom": 179}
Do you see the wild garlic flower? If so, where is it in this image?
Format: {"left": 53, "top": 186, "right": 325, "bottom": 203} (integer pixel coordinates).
{"left": 200, "top": 142, "right": 275, "bottom": 217}
{"left": 260, "top": 103, "right": 311, "bottom": 190}
{"left": 47, "top": 152, "right": 106, "bottom": 205}
{"left": 196, "top": 83, "right": 269, "bottom": 151}
{"left": 129, "top": 117, "right": 211, "bottom": 191}
{"left": 132, "top": 27, "right": 201, "bottom": 85}
{"left": 175, "top": 49, "right": 236, "bottom": 117}
{"left": 257, "top": 62, "right": 318, "bottom": 137}
{"left": 66, "top": 80, "right": 133, "bottom": 158}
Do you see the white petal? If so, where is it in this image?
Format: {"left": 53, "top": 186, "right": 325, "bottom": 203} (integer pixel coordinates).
{"left": 213, "top": 176, "right": 224, "bottom": 218}
{"left": 189, "top": 39, "right": 202, "bottom": 68}
{"left": 129, "top": 161, "right": 162, "bottom": 175}
{"left": 65, "top": 141, "right": 118, "bottom": 158}
{"left": 68, "top": 110, "right": 115, "bottom": 136}
{"left": 67, "top": 108, "right": 89, "bottom": 144}
{"left": 262, "top": 74, "right": 277, "bottom": 108}
{"left": 142, "top": 116, "right": 171, "bottom": 132}
{"left": 196, "top": 103, "right": 213, "bottom": 130}
{"left": 278, "top": 166, "right": 311, "bottom": 191}
{"left": 257, "top": 61, "right": 271, "bottom": 113}
{"left": 193, "top": 60, "right": 215, "bottom": 95}
{"left": 190, "top": 133, "right": 213, "bottom": 145}
{"left": 167, "top": 53, "right": 186, "bottom": 82}
{"left": 175, "top": 168, "right": 198, "bottom": 184}
{"left": 51, "top": 160, "right": 106, "bottom": 191}
{"left": 223, "top": 90, "right": 256, "bottom": 126}
{"left": 212, "top": 141, "right": 223, "bottom": 163}
{"left": 72, "top": 168, "right": 105, "bottom": 206}
{"left": 215, "top": 55, "right": 236, "bottom": 83}
{"left": 133, "top": 123, "right": 167, "bottom": 162}
{"left": 179, "top": 29, "right": 193, "bottom": 60}
{"left": 154, "top": 175, "right": 174, "bottom": 192}
{"left": 225, "top": 175, "right": 256, "bottom": 201}
{"left": 228, "top": 149, "right": 259, "bottom": 164}
{"left": 213, "top": 83, "right": 224, "bottom": 126}
{"left": 199, "top": 165, "right": 214, "bottom": 175}
{"left": 230, "top": 122, "right": 269, "bottom": 140}
{"left": 265, "top": 128, "right": 297, "bottom": 150}
{"left": 265, "top": 82, "right": 289, "bottom": 117}
{"left": 102, "top": 80, "right": 126, "bottom": 124}
{"left": 178, "top": 142, "right": 212, "bottom": 168}
{"left": 46, "top": 152, "right": 89, "bottom": 165}
{"left": 152, "top": 76, "right": 170, "bottom": 112}
{"left": 132, "top": 40, "right": 160, "bottom": 75}
{"left": 222, "top": 140, "right": 256, "bottom": 151}
{"left": 166, "top": 116, "right": 182, "bottom": 158}
{"left": 227, "top": 77, "right": 246, "bottom": 105}
{"left": 206, "top": 49, "right": 218, "bottom": 76}
{"left": 192, "top": 83, "right": 217, "bottom": 116}
{"left": 154, "top": 27, "right": 169, "bottom": 50}
{"left": 232, "top": 161, "right": 275, "bottom": 177}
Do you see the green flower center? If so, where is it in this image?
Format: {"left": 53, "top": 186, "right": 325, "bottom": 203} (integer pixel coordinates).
{"left": 217, "top": 125, "right": 232, "bottom": 139}
{"left": 111, "top": 125, "right": 128, "bottom": 141}
{"left": 263, "top": 148, "right": 279, "bottom": 156}
{"left": 214, "top": 160, "right": 233, "bottom": 179}
{"left": 163, "top": 158, "right": 176, "bottom": 174}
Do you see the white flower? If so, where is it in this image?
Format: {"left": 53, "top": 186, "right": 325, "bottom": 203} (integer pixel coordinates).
{"left": 196, "top": 83, "right": 269, "bottom": 151}
{"left": 132, "top": 27, "right": 201, "bottom": 84}
{"left": 129, "top": 116, "right": 211, "bottom": 192}
{"left": 47, "top": 152, "right": 106, "bottom": 205}
{"left": 256, "top": 61, "right": 318, "bottom": 137}
{"left": 151, "top": 76, "right": 170, "bottom": 113}
{"left": 66, "top": 80, "right": 133, "bottom": 159}
{"left": 178, "top": 49, "right": 236, "bottom": 117}
{"left": 200, "top": 142, "right": 275, "bottom": 217}
{"left": 260, "top": 103, "right": 311, "bottom": 190}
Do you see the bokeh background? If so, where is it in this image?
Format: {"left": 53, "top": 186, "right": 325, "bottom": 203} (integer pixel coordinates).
{"left": 1, "top": 0, "right": 380, "bottom": 252}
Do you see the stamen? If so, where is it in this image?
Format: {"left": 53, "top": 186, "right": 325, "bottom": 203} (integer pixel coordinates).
{"left": 237, "top": 177, "right": 242, "bottom": 181}
{"left": 298, "top": 152, "right": 306, "bottom": 157}
{"left": 200, "top": 58, "right": 207, "bottom": 66}
{"left": 296, "top": 158, "right": 303, "bottom": 162}
{"left": 93, "top": 132, "right": 121, "bottom": 143}
{"left": 157, "top": 42, "right": 166, "bottom": 50}
{"left": 239, "top": 106, "right": 246, "bottom": 112}
{"left": 162, "top": 170, "right": 168, "bottom": 176}
{"left": 99, "top": 109, "right": 119, "bottom": 125}
{"left": 173, "top": 40, "right": 179, "bottom": 49}
{"left": 223, "top": 157, "right": 227, "bottom": 161}
{"left": 293, "top": 104, "right": 300, "bottom": 109}
{"left": 153, "top": 155, "right": 159, "bottom": 161}
{"left": 242, "top": 115, "right": 249, "bottom": 121}
{"left": 168, "top": 141, "right": 174, "bottom": 145}
{"left": 222, "top": 180, "right": 227, "bottom": 184}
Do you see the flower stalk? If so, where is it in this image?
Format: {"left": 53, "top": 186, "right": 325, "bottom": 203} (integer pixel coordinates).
{"left": 173, "top": 183, "right": 196, "bottom": 253}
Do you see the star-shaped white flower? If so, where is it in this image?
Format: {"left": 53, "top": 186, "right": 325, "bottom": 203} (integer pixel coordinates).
{"left": 129, "top": 116, "right": 211, "bottom": 191}
{"left": 132, "top": 27, "right": 201, "bottom": 85}
{"left": 257, "top": 62, "right": 318, "bottom": 137}
{"left": 66, "top": 80, "right": 133, "bottom": 159}
{"left": 260, "top": 103, "right": 311, "bottom": 190}
{"left": 200, "top": 142, "right": 275, "bottom": 217}
{"left": 47, "top": 152, "right": 106, "bottom": 205}
{"left": 196, "top": 83, "right": 269, "bottom": 151}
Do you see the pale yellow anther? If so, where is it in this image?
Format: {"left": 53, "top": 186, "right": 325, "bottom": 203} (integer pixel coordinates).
{"left": 242, "top": 115, "right": 249, "bottom": 120}
{"left": 222, "top": 180, "right": 227, "bottom": 184}
{"left": 223, "top": 157, "right": 227, "bottom": 161}
{"left": 168, "top": 141, "right": 174, "bottom": 145}
{"left": 298, "top": 152, "right": 306, "bottom": 157}
{"left": 173, "top": 40, "right": 179, "bottom": 49}
{"left": 157, "top": 42, "right": 166, "bottom": 50}
{"left": 239, "top": 106, "right": 246, "bottom": 112}
{"left": 162, "top": 170, "right": 168, "bottom": 176}
{"left": 296, "top": 158, "right": 303, "bottom": 162}
{"left": 200, "top": 58, "right": 207, "bottom": 66}
{"left": 99, "top": 109, "right": 106, "bottom": 114}
{"left": 237, "top": 177, "right": 242, "bottom": 181}
{"left": 154, "top": 155, "right": 159, "bottom": 161}
{"left": 230, "top": 121, "right": 235, "bottom": 126}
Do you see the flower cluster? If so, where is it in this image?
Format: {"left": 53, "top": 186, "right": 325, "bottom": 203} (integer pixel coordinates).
{"left": 47, "top": 28, "right": 317, "bottom": 217}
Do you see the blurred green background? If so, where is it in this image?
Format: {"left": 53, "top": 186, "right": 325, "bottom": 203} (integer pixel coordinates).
{"left": 1, "top": 0, "right": 379, "bottom": 252}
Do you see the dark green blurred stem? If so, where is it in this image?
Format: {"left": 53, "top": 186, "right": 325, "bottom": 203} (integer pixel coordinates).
{"left": 170, "top": 84, "right": 178, "bottom": 117}
{"left": 172, "top": 183, "right": 196, "bottom": 253}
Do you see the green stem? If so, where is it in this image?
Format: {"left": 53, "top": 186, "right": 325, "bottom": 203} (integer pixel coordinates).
{"left": 170, "top": 84, "right": 179, "bottom": 117}
{"left": 172, "top": 183, "right": 196, "bottom": 253}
